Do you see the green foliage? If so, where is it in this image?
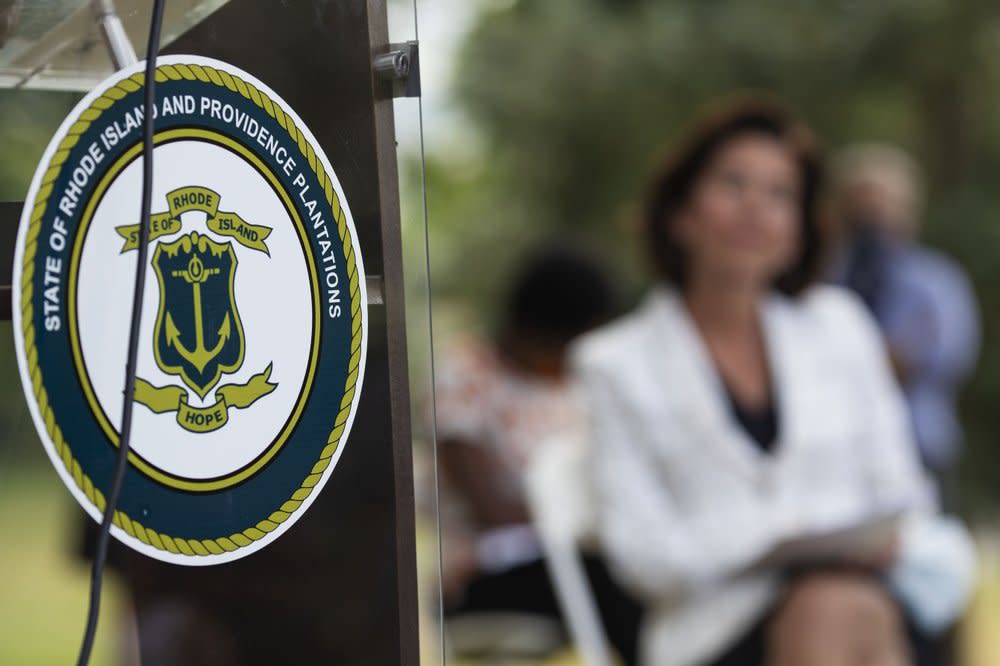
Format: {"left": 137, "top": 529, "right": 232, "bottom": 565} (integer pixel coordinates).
{"left": 428, "top": 0, "right": 1000, "bottom": 512}
{"left": 0, "top": 90, "right": 80, "bottom": 200}
{"left": 0, "top": 90, "right": 80, "bottom": 464}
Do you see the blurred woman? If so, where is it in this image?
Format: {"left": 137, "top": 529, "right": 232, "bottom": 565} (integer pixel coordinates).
{"left": 571, "top": 100, "right": 974, "bottom": 666}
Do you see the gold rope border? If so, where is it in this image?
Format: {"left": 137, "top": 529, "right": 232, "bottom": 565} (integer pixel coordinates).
{"left": 19, "top": 62, "right": 364, "bottom": 558}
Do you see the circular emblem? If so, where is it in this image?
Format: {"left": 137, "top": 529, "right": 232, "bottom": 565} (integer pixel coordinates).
{"left": 13, "top": 55, "right": 368, "bottom": 565}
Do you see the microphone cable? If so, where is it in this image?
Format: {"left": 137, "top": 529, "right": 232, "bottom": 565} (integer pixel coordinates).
{"left": 76, "top": 0, "right": 166, "bottom": 663}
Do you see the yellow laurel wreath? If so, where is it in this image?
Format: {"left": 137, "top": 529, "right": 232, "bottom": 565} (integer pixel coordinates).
{"left": 20, "top": 62, "right": 364, "bottom": 557}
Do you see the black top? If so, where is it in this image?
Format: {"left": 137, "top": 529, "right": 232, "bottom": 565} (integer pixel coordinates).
{"left": 724, "top": 386, "right": 778, "bottom": 453}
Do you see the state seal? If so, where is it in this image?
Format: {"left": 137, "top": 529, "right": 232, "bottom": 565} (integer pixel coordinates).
{"left": 13, "top": 55, "right": 368, "bottom": 565}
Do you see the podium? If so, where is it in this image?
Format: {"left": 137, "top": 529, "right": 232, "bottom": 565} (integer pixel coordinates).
{"left": 0, "top": 1, "right": 424, "bottom": 663}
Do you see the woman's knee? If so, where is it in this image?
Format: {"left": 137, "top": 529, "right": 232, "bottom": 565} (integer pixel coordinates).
{"left": 766, "top": 572, "right": 912, "bottom": 666}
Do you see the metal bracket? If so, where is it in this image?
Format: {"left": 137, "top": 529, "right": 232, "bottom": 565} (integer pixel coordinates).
{"left": 373, "top": 41, "right": 420, "bottom": 98}
{"left": 366, "top": 275, "right": 384, "bottom": 306}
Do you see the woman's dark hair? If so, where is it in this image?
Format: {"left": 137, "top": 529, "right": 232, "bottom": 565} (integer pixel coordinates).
{"left": 500, "top": 243, "right": 621, "bottom": 354}
{"left": 645, "top": 97, "right": 826, "bottom": 296}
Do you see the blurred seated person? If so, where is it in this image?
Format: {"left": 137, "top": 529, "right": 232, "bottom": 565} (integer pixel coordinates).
{"left": 832, "top": 144, "right": 980, "bottom": 497}
{"left": 571, "top": 99, "right": 975, "bottom": 666}
{"left": 436, "top": 244, "right": 642, "bottom": 664}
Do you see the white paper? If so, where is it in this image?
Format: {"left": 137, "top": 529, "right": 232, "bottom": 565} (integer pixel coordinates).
{"left": 753, "top": 508, "right": 905, "bottom": 571}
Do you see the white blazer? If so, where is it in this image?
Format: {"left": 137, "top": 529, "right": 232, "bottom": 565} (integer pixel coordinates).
{"left": 571, "top": 286, "right": 974, "bottom": 666}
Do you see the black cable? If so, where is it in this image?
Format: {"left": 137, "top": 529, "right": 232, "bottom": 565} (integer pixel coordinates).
{"left": 76, "top": 1, "right": 166, "bottom": 664}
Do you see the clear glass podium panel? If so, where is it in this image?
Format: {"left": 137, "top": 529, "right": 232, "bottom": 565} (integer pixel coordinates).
{"left": 389, "top": 0, "right": 445, "bottom": 662}
{"left": 0, "top": 0, "right": 230, "bottom": 90}
{"left": 0, "top": 1, "right": 440, "bottom": 664}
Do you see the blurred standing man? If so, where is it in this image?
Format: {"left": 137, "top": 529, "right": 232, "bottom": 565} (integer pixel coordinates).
{"left": 834, "top": 144, "right": 980, "bottom": 501}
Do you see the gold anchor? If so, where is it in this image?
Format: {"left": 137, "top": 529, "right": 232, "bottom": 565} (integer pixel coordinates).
{"left": 165, "top": 246, "right": 232, "bottom": 373}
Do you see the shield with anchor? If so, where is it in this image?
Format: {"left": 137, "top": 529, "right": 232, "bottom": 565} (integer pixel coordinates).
{"left": 152, "top": 230, "right": 245, "bottom": 399}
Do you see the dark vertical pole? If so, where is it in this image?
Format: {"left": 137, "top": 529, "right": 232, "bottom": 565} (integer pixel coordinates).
{"left": 0, "top": 201, "right": 20, "bottom": 320}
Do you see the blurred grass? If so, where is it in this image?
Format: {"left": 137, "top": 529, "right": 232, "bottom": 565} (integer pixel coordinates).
{"left": 964, "top": 534, "right": 1000, "bottom": 666}
{"left": 449, "top": 650, "right": 584, "bottom": 666}
{"left": 2, "top": 464, "right": 999, "bottom": 665}
{"left": 0, "top": 465, "right": 126, "bottom": 666}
